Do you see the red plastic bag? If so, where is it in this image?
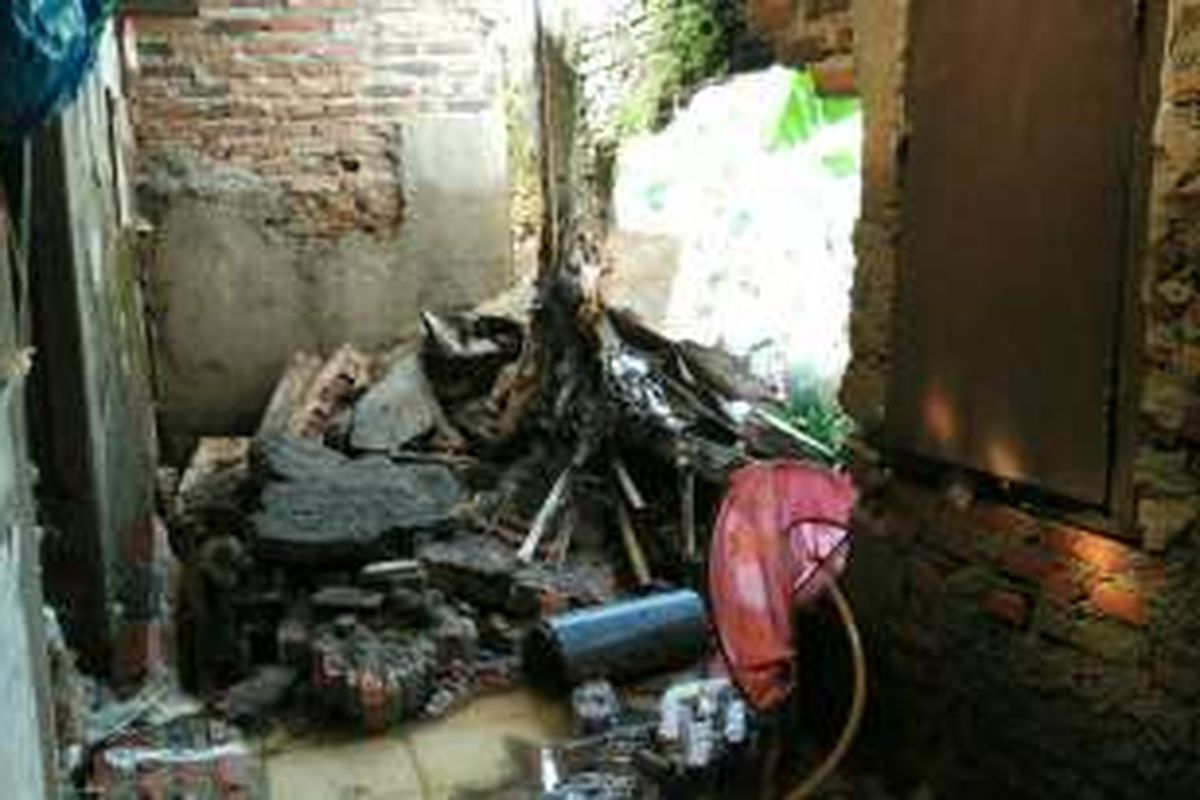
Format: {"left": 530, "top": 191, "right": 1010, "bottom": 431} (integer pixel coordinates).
{"left": 708, "top": 461, "right": 856, "bottom": 711}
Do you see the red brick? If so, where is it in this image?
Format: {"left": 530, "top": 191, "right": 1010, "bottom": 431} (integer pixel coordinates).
{"left": 980, "top": 589, "right": 1030, "bottom": 626}
{"left": 267, "top": 16, "right": 330, "bottom": 34}
{"left": 1090, "top": 582, "right": 1149, "bottom": 626}
{"left": 998, "top": 546, "right": 1057, "bottom": 583}
{"left": 129, "top": 0, "right": 499, "bottom": 238}
{"left": 1042, "top": 565, "right": 1087, "bottom": 607}
{"left": 1043, "top": 526, "right": 1134, "bottom": 574}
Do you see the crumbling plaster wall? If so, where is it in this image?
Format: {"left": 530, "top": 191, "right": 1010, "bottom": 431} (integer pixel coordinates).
{"left": 837, "top": 1, "right": 1200, "bottom": 795}
{"left": 125, "top": 0, "right": 517, "bottom": 440}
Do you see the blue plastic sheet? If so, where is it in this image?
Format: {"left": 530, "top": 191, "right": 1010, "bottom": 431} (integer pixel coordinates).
{"left": 0, "top": 0, "right": 112, "bottom": 139}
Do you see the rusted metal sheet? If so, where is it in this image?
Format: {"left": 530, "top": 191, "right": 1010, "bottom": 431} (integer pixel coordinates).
{"left": 887, "top": 0, "right": 1139, "bottom": 505}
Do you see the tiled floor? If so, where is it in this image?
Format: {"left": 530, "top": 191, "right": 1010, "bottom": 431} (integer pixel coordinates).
{"left": 264, "top": 690, "right": 570, "bottom": 799}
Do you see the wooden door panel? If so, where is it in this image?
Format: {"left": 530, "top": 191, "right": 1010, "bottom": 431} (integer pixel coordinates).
{"left": 887, "top": 0, "right": 1138, "bottom": 505}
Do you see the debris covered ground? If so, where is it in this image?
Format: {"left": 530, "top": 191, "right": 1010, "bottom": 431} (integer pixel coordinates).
{"left": 63, "top": 261, "right": 876, "bottom": 797}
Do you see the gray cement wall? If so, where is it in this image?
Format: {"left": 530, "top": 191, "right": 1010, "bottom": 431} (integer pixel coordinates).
{"left": 146, "top": 113, "right": 512, "bottom": 440}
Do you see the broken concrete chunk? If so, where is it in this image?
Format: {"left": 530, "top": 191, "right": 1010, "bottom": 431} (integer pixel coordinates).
{"left": 172, "top": 437, "right": 255, "bottom": 554}
{"left": 218, "top": 665, "right": 298, "bottom": 725}
{"left": 420, "top": 534, "right": 521, "bottom": 612}
{"left": 251, "top": 434, "right": 350, "bottom": 484}
{"left": 349, "top": 350, "right": 440, "bottom": 453}
{"left": 311, "top": 586, "right": 387, "bottom": 614}
{"left": 310, "top": 619, "right": 438, "bottom": 731}
{"left": 429, "top": 604, "right": 479, "bottom": 666}
{"left": 252, "top": 455, "right": 465, "bottom": 565}
{"left": 419, "top": 533, "right": 616, "bottom": 617}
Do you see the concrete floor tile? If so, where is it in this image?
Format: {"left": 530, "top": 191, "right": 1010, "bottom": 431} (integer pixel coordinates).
{"left": 266, "top": 733, "right": 423, "bottom": 800}
{"left": 404, "top": 691, "right": 569, "bottom": 797}
{"left": 260, "top": 691, "right": 571, "bottom": 799}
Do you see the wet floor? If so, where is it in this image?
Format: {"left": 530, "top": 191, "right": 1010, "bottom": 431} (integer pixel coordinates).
{"left": 263, "top": 690, "right": 569, "bottom": 799}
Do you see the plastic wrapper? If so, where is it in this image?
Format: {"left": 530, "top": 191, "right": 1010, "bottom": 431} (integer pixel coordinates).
{"left": 0, "top": 0, "right": 112, "bottom": 138}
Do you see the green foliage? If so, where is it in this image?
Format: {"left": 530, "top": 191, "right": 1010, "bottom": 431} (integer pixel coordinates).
{"left": 782, "top": 366, "right": 856, "bottom": 463}
{"left": 771, "top": 70, "right": 860, "bottom": 151}
{"left": 820, "top": 151, "right": 859, "bottom": 178}
{"left": 617, "top": 0, "right": 730, "bottom": 137}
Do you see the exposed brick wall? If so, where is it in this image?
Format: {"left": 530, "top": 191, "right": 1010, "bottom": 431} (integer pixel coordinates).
{"left": 848, "top": 479, "right": 1200, "bottom": 797}
{"left": 834, "top": 3, "right": 1200, "bottom": 794}
{"left": 123, "top": 0, "right": 519, "bottom": 440}
{"left": 127, "top": 0, "right": 506, "bottom": 238}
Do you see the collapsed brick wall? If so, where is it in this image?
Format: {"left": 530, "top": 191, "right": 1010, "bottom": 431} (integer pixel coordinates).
{"left": 128, "top": 0, "right": 506, "bottom": 238}
{"left": 841, "top": 0, "right": 1200, "bottom": 548}
{"left": 848, "top": 483, "right": 1200, "bottom": 797}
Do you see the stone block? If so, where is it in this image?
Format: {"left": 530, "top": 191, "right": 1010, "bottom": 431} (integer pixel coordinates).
{"left": 252, "top": 447, "right": 465, "bottom": 564}
{"left": 349, "top": 350, "right": 440, "bottom": 453}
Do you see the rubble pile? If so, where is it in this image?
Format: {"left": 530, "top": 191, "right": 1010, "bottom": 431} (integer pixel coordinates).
{"left": 146, "top": 275, "right": 847, "bottom": 797}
